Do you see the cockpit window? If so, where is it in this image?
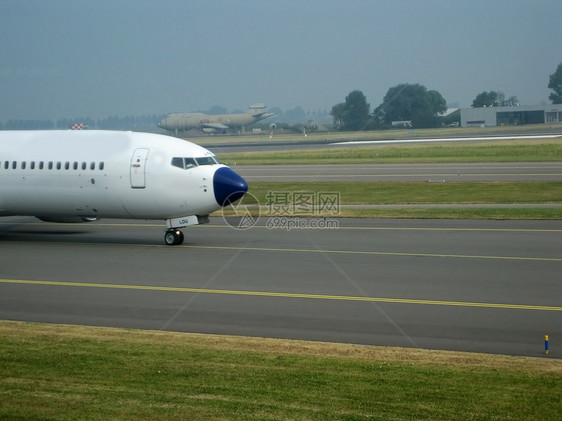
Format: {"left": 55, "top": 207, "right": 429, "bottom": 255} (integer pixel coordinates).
{"left": 171, "top": 157, "right": 199, "bottom": 169}
{"left": 195, "top": 156, "right": 220, "bottom": 166}
{"left": 184, "top": 158, "right": 197, "bottom": 168}
{"left": 171, "top": 157, "right": 184, "bottom": 169}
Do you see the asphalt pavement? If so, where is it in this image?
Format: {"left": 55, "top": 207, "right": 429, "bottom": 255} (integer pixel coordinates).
{"left": 1, "top": 216, "right": 560, "bottom": 357}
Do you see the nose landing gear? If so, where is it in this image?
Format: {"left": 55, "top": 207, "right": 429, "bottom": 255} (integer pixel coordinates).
{"left": 164, "top": 228, "right": 184, "bottom": 246}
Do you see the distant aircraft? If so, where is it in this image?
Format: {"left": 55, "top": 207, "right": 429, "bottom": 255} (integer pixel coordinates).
{"left": 158, "top": 103, "right": 274, "bottom": 135}
{"left": 0, "top": 130, "right": 248, "bottom": 245}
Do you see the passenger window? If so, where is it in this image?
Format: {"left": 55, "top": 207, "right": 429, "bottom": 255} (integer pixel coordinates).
{"left": 21, "top": 162, "right": 26, "bottom": 170}
{"left": 39, "top": 161, "right": 44, "bottom": 170}
{"left": 31, "top": 161, "right": 36, "bottom": 170}
{"left": 56, "top": 162, "right": 61, "bottom": 170}
{"left": 99, "top": 162, "right": 104, "bottom": 170}
{"left": 73, "top": 162, "right": 78, "bottom": 170}
{"left": 65, "top": 162, "right": 70, "bottom": 170}
{"left": 12, "top": 161, "right": 17, "bottom": 169}
{"left": 82, "top": 162, "right": 87, "bottom": 170}
{"left": 48, "top": 161, "right": 53, "bottom": 170}
{"left": 4, "top": 161, "right": 8, "bottom": 170}
{"left": 90, "top": 162, "right": 95, "bottom": 170}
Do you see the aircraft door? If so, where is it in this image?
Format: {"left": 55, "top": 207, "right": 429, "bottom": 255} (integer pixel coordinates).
{"left": 130, "top": 148, "right": 150, "bottom": 188}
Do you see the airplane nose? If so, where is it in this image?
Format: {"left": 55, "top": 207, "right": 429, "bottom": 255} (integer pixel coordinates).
{"left": 213, "top": 167, "right": 248, "bottom": 206}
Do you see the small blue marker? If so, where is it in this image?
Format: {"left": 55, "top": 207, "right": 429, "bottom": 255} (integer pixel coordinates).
{"left": 545, "top": 335, "right": 549, "bottom": 355}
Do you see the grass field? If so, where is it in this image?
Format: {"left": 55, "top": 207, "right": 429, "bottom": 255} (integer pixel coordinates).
{"left": 232, "top": 181, "right": 562, "bottom": 220}
{"left": 218, "top": 139, "right": 562, "bottom": 165}
{"left": 248, "top": 181, "right": 562, "bottom": 204}
{"left": 1, "top": 321, "right": 560, "bottom": 420}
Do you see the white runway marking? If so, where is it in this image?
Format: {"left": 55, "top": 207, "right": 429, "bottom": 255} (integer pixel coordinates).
{"left": 332, "top": 134, "right": 562, "bottom": 146}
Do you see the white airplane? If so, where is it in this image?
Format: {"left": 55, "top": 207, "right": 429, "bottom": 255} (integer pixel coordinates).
{"left": 0, "top": 130, "right": 248, "bottom": 245}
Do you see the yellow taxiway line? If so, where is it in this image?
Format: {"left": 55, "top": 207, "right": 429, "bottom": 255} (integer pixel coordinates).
{"left": 1, "top": 278, "right": 560, "bottom": 312}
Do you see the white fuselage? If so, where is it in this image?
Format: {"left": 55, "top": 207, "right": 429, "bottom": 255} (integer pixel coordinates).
{"left": 0, "top": 130, "right": 246, "bottom": 224}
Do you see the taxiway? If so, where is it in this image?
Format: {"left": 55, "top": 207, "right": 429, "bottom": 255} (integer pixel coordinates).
{"left": 1, "top": 216, "right": 560, "bottom": 357}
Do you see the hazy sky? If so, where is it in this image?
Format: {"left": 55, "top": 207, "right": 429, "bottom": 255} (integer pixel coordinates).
{"left": 1, "top": 0, "right": 560, "bottom": 122}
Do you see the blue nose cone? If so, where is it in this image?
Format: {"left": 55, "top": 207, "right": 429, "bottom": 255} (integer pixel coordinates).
{"left": 213, "top": 167, "right": 248, "bottom": 206}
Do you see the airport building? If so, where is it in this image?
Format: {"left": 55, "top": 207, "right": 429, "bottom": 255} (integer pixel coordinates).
{"left": 460, "top": 104, "right": 562, "bottom": 127}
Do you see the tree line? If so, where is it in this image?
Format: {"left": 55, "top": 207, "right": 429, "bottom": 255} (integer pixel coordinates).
{"left": 330, "top": 62, "right": 562, "bottom": 131}
{"left": 0, "top": 114, "right": 167, "bottom": 131}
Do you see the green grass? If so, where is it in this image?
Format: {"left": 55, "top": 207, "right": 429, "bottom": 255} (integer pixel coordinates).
{"left": 1, "top": 321, "right": 560, "bottom": 420}
{"left": 249, "top": 181, "right": 562, "bottom": 204}
{"left": 219, "top": 140, "right": 562, "bottom": 165}
{"left": 235, "top": 181, "right": 562, "bottom": 219}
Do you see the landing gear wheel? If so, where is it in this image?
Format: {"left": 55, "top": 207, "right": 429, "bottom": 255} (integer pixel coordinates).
{"left": 164, "top": 229, "right": 184, "bottom": 246}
